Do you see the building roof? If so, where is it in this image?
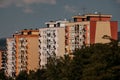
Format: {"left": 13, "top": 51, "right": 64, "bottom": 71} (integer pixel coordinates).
{"left": 72, "top": 14, "right": 112, "bottom": 18}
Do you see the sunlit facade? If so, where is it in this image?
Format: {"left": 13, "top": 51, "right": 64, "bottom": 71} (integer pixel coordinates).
{"left": 13, "top": 29, "right": 39, "bottom": 75}
{"left": 2, "top": 13, "right": 118, "bottom": 77}
{"left": 6, "top": 38, "right": 16, "bottom": 77}
{"left": 65, "top": 13, "right": 118, "bottom": 54}
{"left": 65, "top": 22, "right": 90, "bottom": 54}
{"left": 72, "top": 14, "right": 118, "bottom": 43}
{"left": 39, "top": 27, "right": 65, "bottom": 68}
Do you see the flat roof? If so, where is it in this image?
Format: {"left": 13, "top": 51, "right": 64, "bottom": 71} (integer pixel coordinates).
{"left": 72, "top": 14, "right": 112, "bottom": 18}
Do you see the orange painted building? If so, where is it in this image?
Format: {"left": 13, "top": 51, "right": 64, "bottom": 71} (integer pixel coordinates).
{"left": 73, "top": 13, "right": 118, "bottom": 44}
{"left": 13, "top": 29, "right": 39, "bottom": 75}
{"left": 65, "top": 13, "right": 118, "bottom": 54}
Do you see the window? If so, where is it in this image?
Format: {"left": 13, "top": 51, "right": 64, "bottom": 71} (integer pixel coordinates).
{"left": 74, "top": 18, "right": 77, "bottom": 22}
{"left": 47, "top": 24, "right": 49, "bottom": 27}
{"left": 54, "top": 24, "right": 56, "bottom": 27}
{"left": 28, "top": 31, "right": 32, "bottom": 35}
{"left": 57, "top": 23, "right": 60, "bottom": 27}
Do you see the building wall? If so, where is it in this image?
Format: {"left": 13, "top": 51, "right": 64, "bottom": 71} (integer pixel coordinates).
{"left": 95, "top": 21, "right": 111, "bottom": 43}
{"left": 73, "top": 14, "right": 118, "bottom": 44}
{"left": 90, "top": 21, "right": 118, "bottom": 44}
{"left": 73, "top": 14, "right": 112, "bottom": 22}
{"left": 14, "top": 30, "right": 39, "bottom": 75}
{"left": 89, "top": 17, "right": 111, "bottom": 21}
{"left": 39, "top": 29, "right": 47, "bottom": 67}
{"left": 14, "top": 35, "right": 26, "bottom": 75}
{"left": 56, "top": 28, "right": 65, "bottom": 57}
{"left": 6, "top": 38, "right": 16, "bottom": 77}
{"left": 90, "top": 21, "right": 96, "bottom": 44}
{"left": 110, "top": 21, "right": 118, "bottom": 40}
{"left": 65, "top": 22, "right": 90, "bottom": 54}
{"left": 39, "top": 27, "right": 65, "bottom": 68}
{"left": 27, "top": 36, "right": 39, "bottom": 72}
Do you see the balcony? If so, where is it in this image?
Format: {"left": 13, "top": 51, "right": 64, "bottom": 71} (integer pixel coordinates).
{"left": 39, "top": 34, "right": 41, "bottom": 37}
{"left": 39, "top": 45, "right": 41, "bottom": 49}
{"left": 47, "top": 33, "right": 51, "bottom": 37}
{"left": 83, "top": 35, "right": 86, "bottom": 39}
{"left": 39, "top": 52, "right": 41, "bottom": 56}
{"left": 65, "top": 48, "right": 68, "bottom": 53}
{"left": 65, "top": 27, "right": 69, "bottom": 32}
{"left": 65, "top": 40, "right": 69, "bottom": 45}
{"left": 65, "top": 35, "right": 69, "bottom": 39}
{"left": 39, "top": 39, "right": 41, "bottom": 43}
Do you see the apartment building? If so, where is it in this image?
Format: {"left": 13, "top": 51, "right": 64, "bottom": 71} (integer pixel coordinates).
{"left": 39, "top": 13, "right": 118, "bottom": 56}
{"left": 4, "top": 13, "right": 118, "bottom": 77}
{"left": 72, "top": 13, "right": 118, "bottom": 43}
{"left": 39, "top": 27, "right": 65, "bottom": 68}
{"left": 13, "top": 29, "right": 39, "bottom": 75}
{"left": 65, "top": 13, "right": 118, "bottom": 54}
{"left": 6, "top": 38, "right": 16, "bottom": 77}
{"left": 65, "top": 22, "right": 90, "bottom": 54}
{"left": 0, "top": 50, "right": 7, "bottom": 71}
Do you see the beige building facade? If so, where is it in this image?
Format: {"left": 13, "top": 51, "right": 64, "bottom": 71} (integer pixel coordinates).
{"left": 39, "top": 27, "right": 65, "bottom": 68}
{"left": 13, "top": 29, "right": 39, "bottom": 75}
{"left": 65, "top": 22, "right": 90, "bottom": 54}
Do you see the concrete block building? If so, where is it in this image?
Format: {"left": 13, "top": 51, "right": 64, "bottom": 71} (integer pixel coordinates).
{"left": 13, "top": 29, "right": 39, "bottom": 75}
{"left": 39, "top": 27, "right": 65, "bottom": 68}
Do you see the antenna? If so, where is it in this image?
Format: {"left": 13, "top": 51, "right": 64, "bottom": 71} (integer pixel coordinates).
{"left": 78, "top": 13, "right": 81, "bottom": 15}
{"left": 98, "top": 12, "right": 101, "bottom": 21}
{"left": 64, "top": 18, "right": 67, "bottom": 21}
{"left": 82, "top": 7, "right": 87, "bottom": 14}
{"left": 94, "top": 11, "right": 98, "bottom": 14}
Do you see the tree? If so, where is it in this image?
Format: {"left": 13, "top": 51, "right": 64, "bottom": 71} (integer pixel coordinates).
{"left": 73, "top": 41, "right": 120, "bottom": 80}
{"left": 28, "top": 70, "right": 36, "bottom": 80}
{"left": 0, "top": 69, "right": 6, "bottom": 80}
{"left": 45, "top": 55, "right": 73, "bottom": 80}
{"left": 16, "top": 71, "right": 28, "bottom": 80}
{"left": 45, "top": 40, "right": 120, "bottom": 80}
{"left": 34, "top": 69, "right": 46, "bottom": 80}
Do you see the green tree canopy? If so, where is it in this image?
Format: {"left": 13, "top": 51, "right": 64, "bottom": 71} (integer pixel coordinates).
{"left": 73, "top": 41, "right": 120, "bottom": 80}
{"left": 45, "top": 40, "right": 120, "bottom": 80}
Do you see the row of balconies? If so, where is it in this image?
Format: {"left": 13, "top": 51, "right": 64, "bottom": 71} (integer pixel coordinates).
{"left": 47, "top": 32, "right": 56, "bottom": 37}
{"left": 21, "top": 61, "right": 27, "bottom": 65}
{"left": 19, "top": 38, "right": 27, "bottom": 42}
{"left": 65, "top": 38, "right": 85, "bottom": 45}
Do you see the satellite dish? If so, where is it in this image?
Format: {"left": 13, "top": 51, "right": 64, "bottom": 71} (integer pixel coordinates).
{"left": 94, "top": 11, "right": 98, "bottom": 14}
{"left": 15, "top": 31, "right": 18, "bottom": 33}
{"left": 78, "top": 13, "right": 81, "bottom": 15}
{"left": 64, "top": 18, "right": 67, "bottom": 21}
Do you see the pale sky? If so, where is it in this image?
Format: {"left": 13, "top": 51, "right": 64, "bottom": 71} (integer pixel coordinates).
{"left": 0, "top": 0, "right": 120, "bottom": 38}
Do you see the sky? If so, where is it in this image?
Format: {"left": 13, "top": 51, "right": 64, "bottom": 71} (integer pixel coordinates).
{"left": 0, "top": 0, "right": 120, "bottom": 38}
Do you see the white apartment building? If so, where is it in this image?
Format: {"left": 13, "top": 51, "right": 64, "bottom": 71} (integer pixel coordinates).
{"left": 39, "top": 27, "right": 65, "bottom": 68}
{"left": 6, "top": 38, "right": 16, "bottom": 77}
